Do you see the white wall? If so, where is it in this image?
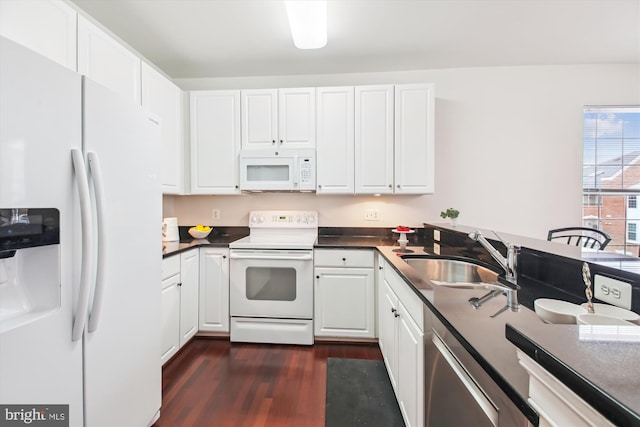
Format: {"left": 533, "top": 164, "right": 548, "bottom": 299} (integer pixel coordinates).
{"left": 165, "top": 64, "right": 640, "bottom": 239}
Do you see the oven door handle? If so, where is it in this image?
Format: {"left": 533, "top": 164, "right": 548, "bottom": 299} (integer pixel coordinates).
{"left": 229, "top": 252, "right": 313, "bottom": 261}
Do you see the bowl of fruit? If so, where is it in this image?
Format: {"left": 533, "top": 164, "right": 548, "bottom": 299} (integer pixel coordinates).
{"left": 188, "top": 224, "right": 212, "bottom": 239}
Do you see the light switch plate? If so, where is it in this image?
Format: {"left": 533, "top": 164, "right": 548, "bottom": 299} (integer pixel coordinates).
{"left": 364, "top": 209, "right": 379, "bottom": 221}
{"left": 594, "top": 274, "right": 632, "bottom": 310}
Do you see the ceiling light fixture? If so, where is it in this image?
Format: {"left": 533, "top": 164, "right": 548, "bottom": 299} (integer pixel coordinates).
{"left": 284, "top": 1, "right": 327, "bottom": 49}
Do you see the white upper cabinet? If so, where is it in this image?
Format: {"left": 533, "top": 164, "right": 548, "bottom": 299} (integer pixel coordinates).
{"left": 0, "top": 0, "right": 77, "bottom": 70}
{"left": 141, "top": 63, "right": 184, "bottom": 194}
{"left": 355, "top": 85, "right": 395, "bottom": 194}
{"left": 394, "top": 83, "right": 435, "bottom": 194}
{"left": 278, "top": 87, "right": 316, "bottom": 149}
{"left": 241, "top": 87, "right": 316, "bottom": 150}
{"left": 77, "top": 15, "right": 141, "bottom": 105}
{"left": 316, "top": 86, "right": 355, "bottom": 194}
{"left": 190, "top": 90, "right": 241, "bottom": 195}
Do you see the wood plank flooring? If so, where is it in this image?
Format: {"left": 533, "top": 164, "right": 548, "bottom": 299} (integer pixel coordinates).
{"left": 154, "top": 338, "right": 383, "bottom": 427}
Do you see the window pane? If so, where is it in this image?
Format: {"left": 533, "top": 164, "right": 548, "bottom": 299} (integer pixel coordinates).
{"left": 622, "top": 165, "right": 640, "bottom": 189}
{"left": 583, "top": 107, "right": 640, "bottom": 253}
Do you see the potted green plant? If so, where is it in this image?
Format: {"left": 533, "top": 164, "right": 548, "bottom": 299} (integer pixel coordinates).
{"left": 440, "top": 208, "right": 460, "bottom": 226}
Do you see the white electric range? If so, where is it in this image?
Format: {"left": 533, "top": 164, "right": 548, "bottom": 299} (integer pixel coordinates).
{"left": 229, "top": 211, "right": 318, "bottom": 345}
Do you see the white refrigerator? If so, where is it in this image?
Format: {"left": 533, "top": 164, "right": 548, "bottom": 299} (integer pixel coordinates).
{"left": 0, "top": 36, "right": 162, "bottom": 426}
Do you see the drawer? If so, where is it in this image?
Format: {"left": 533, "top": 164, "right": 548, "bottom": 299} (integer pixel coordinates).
{"left": 162, "top": 254, "right": 181, "bottom": 280}
{"left": 314, "top": 249, "right": 374, "bottom": 268}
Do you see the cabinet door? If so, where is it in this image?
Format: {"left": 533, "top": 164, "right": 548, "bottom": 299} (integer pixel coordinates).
{"left": 161, "top": 274, "right": 180, "bottom": 365}
{"left": 179, "top": 249, "right": 199, "bottom": 346}
{"left": 316, "top": 86, "right": 354, "bottom": 194}
{"left": 355, "top": 85, "right": 394, "bottom": 194}
{"left": 397, "top": 300, "right": 425, "bottom": 427}
{"left": 77, "top": 15, "right": 141, "bottom": 104}
{"left": 142, "top": 63, "right": 184, "bottom": 194}
{"left": 0, "top": 0, "right": 77, "bottom": 70}
{"left": 199, "top": 248, "right": 230, "bottom": 333}
{"left": 314, "top": 267, "right": 375, "bottom": 338}
{"left": 190, "top": 90, "right": 241, "bottom": 194}
{"left": 241, "top": 89, "right": 278, "bottom": 149}
{"left": 378, "top": 278, "right": 399, "bottom": 392}
{"left": 278, "top": 87, "right": 316, "bottom": 149}
{"left": 395, "top": 83, "right": 435, "bottom": 194}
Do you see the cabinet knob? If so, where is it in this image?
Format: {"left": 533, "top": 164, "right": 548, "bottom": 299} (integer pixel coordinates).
{"left": 272, "top": 140, "right": 276, "bottom": 144}
{"left": 394, "top": 312, "right": 400, "bottom": 318}
{"left": 280, "top": 139, "right": 283, "bottom": 143}
{"left": 316, "top": 275, "right": 320, "bottom": 279}
{"left": 379, "top": 265, "right": 383, "bottom": 270}
{"left": 388, "top": 184, "right": 392, "bottom": 188}
{"left": 223, "top": 255, "right": 227, "bottom": 259}
{"left": 235, "top": 185, "right": 239, "bottom": 189}
{"left": 318, "top": 185, "right": 322, "bottom": 189}
{"left": 177, "top": 282, "right": 182, "bottom": 287}
{"left": 397, "top": 185, "right": 400, "bottom": 188}
{"left": 391, "top": 308, "right": 397, "bottom": 313}
{"left": 342, "top": 257, "right": 346, "bottom": 261}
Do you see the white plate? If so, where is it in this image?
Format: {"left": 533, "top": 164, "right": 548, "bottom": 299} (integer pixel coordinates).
{"left": 534, "top": 299, "right": 586, "bottom": 324}
{"left": 581, "top": 303, "right": 640, "bottom": 324}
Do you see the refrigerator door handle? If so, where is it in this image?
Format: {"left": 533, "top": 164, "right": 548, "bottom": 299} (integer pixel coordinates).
{"left": 71, "top": 149, "right": 93, "bottom": 341}
{"left": 87, "top": 152, "right": 106, "bottom": 333}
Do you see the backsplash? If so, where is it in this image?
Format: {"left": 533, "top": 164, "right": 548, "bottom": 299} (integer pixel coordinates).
{"left": 423, "top": 224, "right": 640, "bottom": 314}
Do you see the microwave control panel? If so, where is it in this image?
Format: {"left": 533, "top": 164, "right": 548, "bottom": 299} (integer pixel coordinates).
{"left": 299, "top": 158, "right": 313, "bottom": 184}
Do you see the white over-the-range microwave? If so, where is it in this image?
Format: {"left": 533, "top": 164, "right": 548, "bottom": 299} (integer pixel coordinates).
{"left": 239, "top": 149, "right": 316, "bottom": 192}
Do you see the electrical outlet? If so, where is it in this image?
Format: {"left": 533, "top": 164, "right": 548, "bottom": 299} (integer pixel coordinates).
{"left": 433, "top": 242, "right": 441, "bottom": 255}
{"left": 212, "top": 209, "right": 221, "bottom": 220}
{"left": 434, "top": 229, "right": 441, "bottom": 242}
{"left": 594, "top": 274, "right": 632, "bottom": 310}
{"left": 364, "top": 209, "right": 379, "bottom": 221}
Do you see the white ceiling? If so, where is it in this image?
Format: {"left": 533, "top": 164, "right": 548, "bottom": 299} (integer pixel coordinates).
{"left": 69, "top": 0, "right": 640, "bottom": 79}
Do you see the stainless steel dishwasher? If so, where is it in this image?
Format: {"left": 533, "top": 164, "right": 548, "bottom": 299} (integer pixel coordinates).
{"left": 423, "top": 306, "right": 529, "bottom": 426}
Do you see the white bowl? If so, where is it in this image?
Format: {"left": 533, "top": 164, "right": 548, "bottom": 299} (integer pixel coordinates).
{"left": 534, "top": 298, "right": 586, "bottom": 324}
{"left": 188, "top": 228, "right": 211, "bottom": 239}
{"left": 577, "top": 313, "right": 637, "bottom": 326}
{"left": 581, "top": 303, "right": 640, "bottom": 324}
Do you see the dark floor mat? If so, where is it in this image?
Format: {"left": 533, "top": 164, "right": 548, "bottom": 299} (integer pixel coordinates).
{"left": 325, "top": 357, "right": 405, "bottom": 427}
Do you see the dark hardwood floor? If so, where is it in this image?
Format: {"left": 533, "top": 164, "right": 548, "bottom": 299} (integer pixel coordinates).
{"left": 154, "top": 338, "right": 383, "bottom": 427}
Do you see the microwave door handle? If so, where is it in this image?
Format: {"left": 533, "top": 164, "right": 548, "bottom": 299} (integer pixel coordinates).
{"left": 293, "top": 155, "right": 299, "bottom": 186}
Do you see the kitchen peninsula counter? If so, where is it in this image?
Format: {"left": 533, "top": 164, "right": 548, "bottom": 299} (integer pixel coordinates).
{"left": 376, "top": 246, "right": 640, "bottom": 427}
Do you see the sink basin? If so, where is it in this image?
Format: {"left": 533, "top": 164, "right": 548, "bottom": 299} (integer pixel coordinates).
{"left": 402, "top": 256, "right": 500, "bottom": 284}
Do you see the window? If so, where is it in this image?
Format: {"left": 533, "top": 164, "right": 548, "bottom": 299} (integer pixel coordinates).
{"left": 582, "top": 106, "right": 640, "bottom": 255}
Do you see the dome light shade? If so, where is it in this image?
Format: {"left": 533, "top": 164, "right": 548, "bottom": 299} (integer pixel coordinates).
{"left": 284, "top": 1, "right": 327, "bottom": 49}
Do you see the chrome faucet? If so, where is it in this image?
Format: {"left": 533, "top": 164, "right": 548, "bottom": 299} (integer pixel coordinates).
{"left": 468, "top": 230, "right": 520, "bottom": 313}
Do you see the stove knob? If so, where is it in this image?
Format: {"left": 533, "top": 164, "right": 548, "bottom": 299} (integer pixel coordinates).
{"left": 305, "top": 214, "right": 316, "bottom": 224}
{"left": 295, "top": 215, "right": 302, "bottom": 223}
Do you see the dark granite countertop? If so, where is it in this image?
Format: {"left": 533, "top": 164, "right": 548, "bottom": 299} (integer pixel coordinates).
{"left": 162, "top": 226, "right": 248, "bottom": 257}
{"left": 506, "top": 323, "right": 640, "bottom": 427}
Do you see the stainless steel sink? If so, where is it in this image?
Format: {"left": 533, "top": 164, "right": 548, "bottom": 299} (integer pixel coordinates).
{"left": 401, "top": 256, "right": 500, "bottom": 285}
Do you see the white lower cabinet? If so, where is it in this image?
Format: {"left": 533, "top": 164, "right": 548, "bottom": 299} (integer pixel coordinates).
{"left": 161, "top": 267, "right": 180, "bottom": 365}
{"left": 516, "top": 349, "right": 615, "bottom": 427}
{"left": 378, "top": 255, "right": 425, "bottom": 427}
{"left": 199, "top": 248, "right": 230, "bottom": 333}
{"left": 160, "top": 248, "right": 199, "bottom": 365}
{"left": 314, "top": 249, "right": 375, "bottom": 338}
{"left": 179, "top": 249, "right": 199, "bottom": 346}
